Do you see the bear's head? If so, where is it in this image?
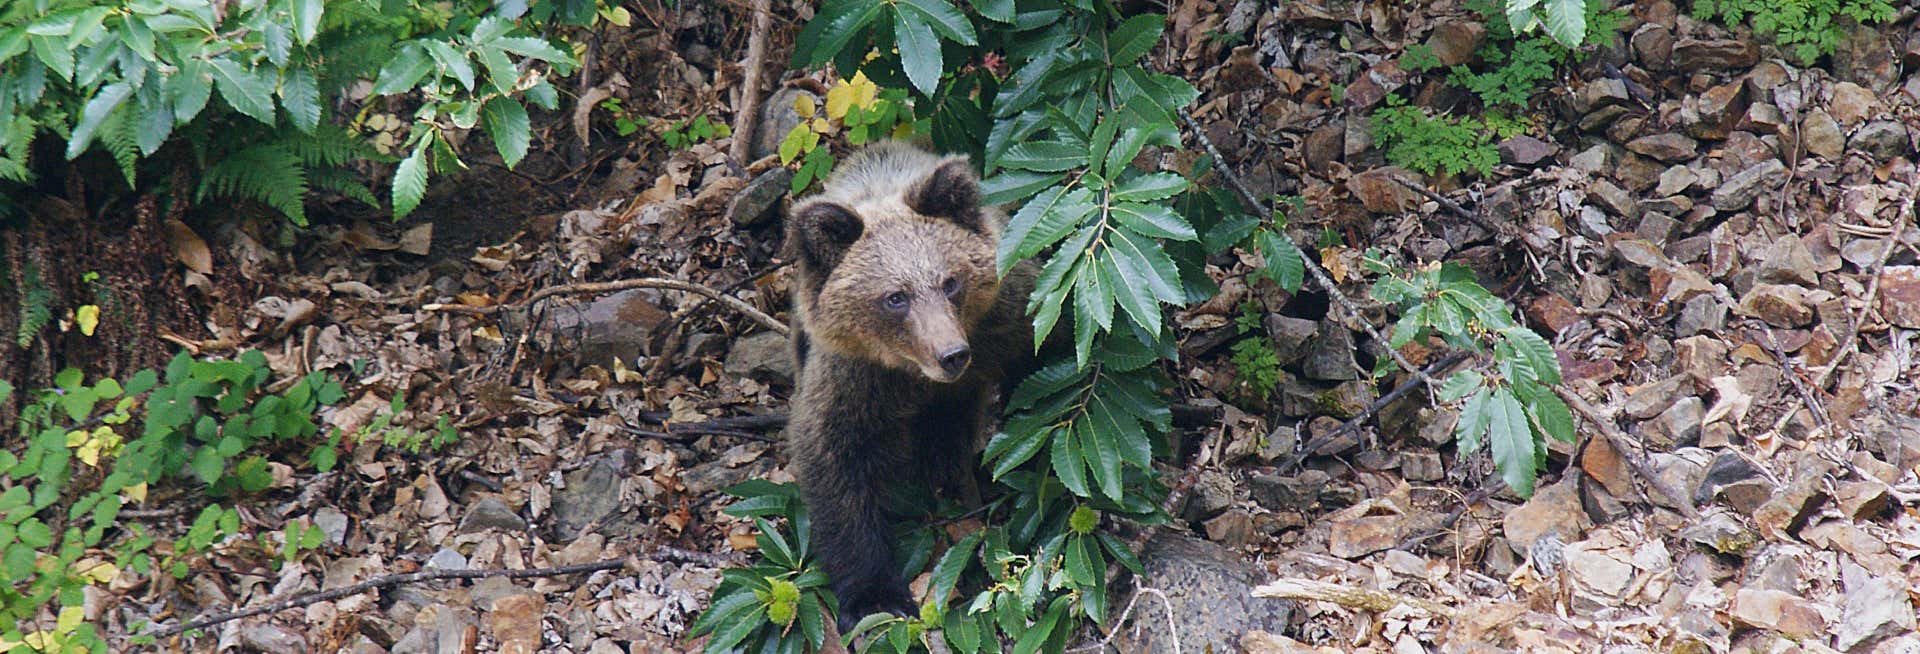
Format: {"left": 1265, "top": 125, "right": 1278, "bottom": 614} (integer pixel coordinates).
{"left": 789, "top": 156, "right": 1000, "bottom": 383}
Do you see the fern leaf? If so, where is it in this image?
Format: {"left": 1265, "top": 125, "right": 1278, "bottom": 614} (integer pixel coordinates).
{"left": 199, "top": 144, "right": 310, "bottom": 225}
{"left": 281, "top": 124, "right": 371, "bottom": 167}
{"left": 99, "top": 112, "right": 140, "bottom": 188}
{"left": 16, "top": 260, "right": 53, "bottom": 347}
{"left": 307, "top": 167, "right": 380, "bottom": 208}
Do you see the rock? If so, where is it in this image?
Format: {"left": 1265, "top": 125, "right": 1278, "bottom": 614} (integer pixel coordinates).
{"left": 1203, "top": 509, "right": 1255, "bottom": 547}
{"left": 1738, "top": 101, "right": 1787, "bottom": 135}
{"left": 551, "top": 451, "right": 632, "bottom": 541}
{"left": 1264, "top": 314, "right": 1318, "bottom": 365}
{"left": 1672, "top": 38, "right": 1757, "bottom": 69}
{"left": 752, "top": 88, "right": 820, "bottom": 160}
{"left": 1654, "top": 166, "right": 1698, "bottom": 197}
{"left": 1836, "top": 566, "right": 1917, "bottom": 651}
{"left": 1562, "top": 537, "right": 1636, "bottom": 608}
{"left": 1624, "top": 375, "right": 1687, "bottom": 420}
{"left": 725, "top": 167, "right": 793, "bottom": 226}
{"left": 1752, "top": 454, "right": 1835, "bottom": 541}
{"left": 426, "top": 548, "right": 468, "bottom": 570}
{"left": 1525, "top": 292, "right": 1580, "bottom": 335}
{"left": 1710, "top": 159, "right": 1787, "bottom": 211}
{"left": 1836, "top": 480, "right": 1891, "bottom": 520}
{"left": 1756, "top": 237, "right": 1819, "bottom": 286}
{"left": 1503, "top": 481, "right": 1590, "bottom": 553}
{"left": 532, "top": 289, "right": 669, "bottom": 368}
{"left": 1248, "top": 471, "right": 1326, "bottom": 512}
{"left": 1578, "top": 78, "right": 1631, "bottom": 113}
{"left": 1800, "top": 109, "right": 1844, "bottom": 159}
{"left": 1625, "top": 133, "right": 1698, "bottom": 162}
{"left": 1828, "top": 82, "right": 1876, "bottom": 125}
{"left": 1730, "top": 589, "right": 1827, "bottom": 639}
{"left": 1498, "top": 135, "right": 1557, "bottom": 165}
{"left": 1348, "top": 167, "right": 1421, "bottom": 213}
{"left": 1693, "top": 451, "right": 1769, "bottom": 513}
{"left": 1256, "top": 424, "right": 1298, "bottom": 464}
{"left": 1302, "top": 124, "right": 1344, "bottom": 171}
{"left": 723, "top": 331, "right": 796, "bottom": 385}
{"left": 1589, "top": 179, "right": 1637, "bottom": 218}
{"left": 1115, "top": 534, "right": 1293, "bottom": 653}
{"left": 1568, "top": 145, "right": 1610, "bottom": 173}
{"left": 1850, "top": 120, "right": 1912, "bottom": 162}
{"left": 242, "top": 622, "right": 308, "bottom": 652}
{"left": 1402, "top": 451, "right": 1443, "bottom": 482}
{"left": 1650, "top": 396, "right": 1704, "bottom": 447}
{"left": 1630, "top": 25, "right": 1674, "bottom": 68}
{"left": 486, "top": 593, "right": 546, "bottom": 654}
{"left": 1425, "top": 20, "right": 1486, "bottom": 67}
{"left": 313, "top": 507, "right": 349, "bottom": 546}
{"left": 1674, "top": 294, "right": 1728, "bottom": 337}
{"left": 458, "top": 497, "right": 527, "bottom": 534}
{"left": 1735, "top": 284, "right": 1815, "bottom": 328}
{"left": 1635, "top": 210, "right": 1682, "bottom": 243}
{"left": 680, "top": 444, "right": 774, "bottom": 498}
{"left": 1299, "top": 320, "right": 1358, "bottom": 381}
{"left": 1680, "top": 510, "right": 1755, "bottom": 555}
{"left": 1648, "top": 449, "right": 1712, "bottom": 511}
{"left": 1184, "top": 470, "right": 1236, "bottom": 522}
{"left": 1685, "top": 81, "right": 1748, "bottom": 140}
{"left": 1878, "top": 267, "right": 1920, "bottom": 328}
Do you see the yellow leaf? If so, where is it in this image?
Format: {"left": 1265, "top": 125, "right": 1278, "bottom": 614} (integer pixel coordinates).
{"left": 810, "top": 117, "right": 832, "bottom": 133}
{"left": 825, "top": 81, "right": 853, "bottom": 120}
{"left": 66, "top": 429, "right": 88, "bottom": 448}
{"left": 472, "top": 325, "right": 503, "bottom": 342}
{"left": 56, "top": 606, "right": 83, "bottom": 632}
{"left": 79, "top": 560, "right": 118, "bottom": 584}
{"left": 76, "top": 304, "right": 99, "bottom": 336}
{"left": 0, "top": 634, "right": 21, "bottom": 653}
{"left": 892, "top": 122, "right": 915, "bottom": 140}
{"left": 122, "top": 482, "right": 147, "bottom": 503}
{"left": 794, "top": 93, "right": 816, "bottom": 118}
{"left": 20, "top": 633, "right": 49, "bottom": 651}
{"left": 849, "top": 71, "right": 879, "bottom": 110}
{"left": 605, "top": 6, "right": 631, "bottom": 26}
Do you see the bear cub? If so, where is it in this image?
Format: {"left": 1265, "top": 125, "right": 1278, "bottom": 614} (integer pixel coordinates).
{"left": 784, "top": 141, "right": 1039, "bottom": 630}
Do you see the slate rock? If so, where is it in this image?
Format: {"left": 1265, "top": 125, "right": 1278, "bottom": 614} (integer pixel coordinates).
{"left": 1115, "top": 534, "right": 1294, "bottom": 654}
{"left": 1680, "top": 510, "right": 1755, "bottom": 556}
{"left": 1299, "top": 320, "right": 1358, "bottom": 381}
{"left": 1498, "top": 135, "right": 1558, "bottom": 165}
{"left": 1672, "top": 39, "right": 1757, "bottom": 69}
{"left": 724, "top": 331, "right": 797, "bottom": 385}
{"left": 1799, "top": 109, "right": 1844, "bottom": 159}
{"left": 1836, "top": 565, "right": 1917, "bottom": 651}
{"left": 551, "top": 451, "right": 634, "bottom": 541}
{"left": 1693, "top": 451, "right": 1769, "bottom": 513}
{"left": 1877, "top": 266, "right": 1920, "bottom": 329}
{"left": 1850, "top": 121, "right": 1912, "bottom": 161}
{"left": 1736, "top": 284, "right": 1815, "bottom": 327}
{"left": 725, "top": 167, "right": 793, "bottom": 226}
{"left": 1710, "top": 159, "right": 1787, "bottom": 211}
{"left": 1625, "top": 133, "right": 1698, "bottom": 162}
{"left": 459, "top": 497, "right": 527, "bottom": 534}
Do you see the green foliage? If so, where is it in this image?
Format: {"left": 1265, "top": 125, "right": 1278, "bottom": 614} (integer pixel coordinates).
{"left": 1365, "top": 257, "right": 1571, "bottom": 497}
{"left": 2, "top": 350, "right": 351, "bottom": 651}
{"left": 1368, "top": 98, "right": 1501, "bottom": 178}
{"left": 778, "top": 73, "right": 919, "bottom": 194}
{"left": 689, "top": 482, "right": 834, "bottom": 654}
{"left": 0, "top": 0, "right": 576, "bottom": 223}
{"left": 12, "top": 260, "right": 53, "bottom": 347}
{"left": 599, "top": 98, "right": 643, "bottom": 137}
{"left": 1452, "top": 0, "right": 1625, "bottom": 108}
{"left": 1400, "top": 44, "right": 1443, "bottom": 73}
{"left": 661, "top": 115, "right": 732, "bottom": 150}
{"left": 1228, "top": 302, "right": 1281, "bottom": 406}
{"left": 1691, "top": 0, "right": 1895, "bottom": 61}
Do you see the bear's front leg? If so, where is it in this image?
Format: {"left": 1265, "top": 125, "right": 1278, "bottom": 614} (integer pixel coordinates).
{"left": 788, "top": 370, "right": 917, "bottom": 633}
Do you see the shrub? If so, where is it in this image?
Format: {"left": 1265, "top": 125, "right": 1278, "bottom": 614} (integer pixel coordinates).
{"left": 1691, "top": 0, "right": 1896, "bottom": 61}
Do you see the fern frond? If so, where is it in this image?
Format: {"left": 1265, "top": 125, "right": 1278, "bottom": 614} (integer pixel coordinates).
{"left": 1, "top": 115, "right": 37, "bottom": 184}
{"left": 16, "top": 260, "right": 53, "bottom": 347}
{"left": 99, "top": 112, "right": 140, "bottom": 188}
{"left": 307, "top": 167, "right": 380, "bottom": 208}
{"left": 281, "top": 125, "right": 371, "bottom": 167}
{"left": 199, "top": 144, "right": 310, "bottom": 225}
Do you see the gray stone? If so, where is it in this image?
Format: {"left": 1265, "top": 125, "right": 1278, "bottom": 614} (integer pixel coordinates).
{"left": 1710, "top": 159, "right": 1787, "bottom": 211}
{"left": 751, "top": 88, "right": 820, "bottom": 161}
{"left": 1672, "top": 38, "right": 1758, "bottom": 69}
{"left": 1736, "top": 283, "right": 1815, "bottom": 327}
{"left": 1634, "top": 211, "right": 1681, "bottom": 244}
{"left": 313, "top": 507, "right": 350, "bottom": 546}
{"left": 1836, "top": 565, "right": 1918, "bottom": 651}
{"left": 1249, "top": 471, "right": 1327, "bottom": 512}
{"left": 1757, "top": 237, "right": 1820, "bottom": 286}
{"left": 1631, "top": 25, "right": 1674, "bottom": 68}
{"left": 426, "top": 548, "right": 469, "bottom": 570}
{"left": 1184, "top": 470, "right": 1236, "bottom": 522}
{"left": 1299, "top": 320, "right": 1358, "bottom": 381}
{"left": 1624, "top": 375, "right": 1687, "bottom": 420}
{"left": 1578, "top": 78, "right": 1631, "bottom": 113}
{"left": 1264, "top": 314, "right": 1318, "bottom": 366}
{"left": 1115, "top": 534, "right": 1294, "bottom": 653}
{"left": 1589, "top": 179, "right": 1637, "bottom": 218}
{"left": 1680, "top": 511, "right": 1756, "bottom": 556}
{"left": 241, "top": 622, "right": 308, "bottom": 652}
{"left": 1654, "top": 165, "right": 1698, "bottom": 196}
{"left": 726, "top": 167, "right": 793, "bottom": 226}
{"left": 1674, "top": 293, "right": 1728, "bottom": 336}
{"left": 1498, "top": 135, "right": 1558, "bottom": 165}
{"left": 532, "top": 289, "right": 670, "bottom": 368}
{"left": 458, "top": 498, "right": 527, "bottom": 534}
{"left": 1625, "top": 133, "right": 1698, "bottom": 162}
{"left": 551, "top": 451, "right": 633, "bottom": 541}
{"left": 1850, "top": 120, "right": 1912, "bottom": 162}
{"left": 1256, "top": 424, "right": 1298, "bottom": 464}
{"left": 724, "top": 331, "right": 797, "bottom": 385}
{"left": 1652, "top": 396, "right": 1704, "bottom": 447}
{"left": 1402, "top": 451, "right": 1444, "bottom": 482}
{"left": 1829, "top": 81, "right": 1876, "bottom": 125}
{"left": 1878, "top": 266, "right": 1920, "bottom": 328}
{"left": 1569, "top": 145, "right": 1609, "bottom": 173}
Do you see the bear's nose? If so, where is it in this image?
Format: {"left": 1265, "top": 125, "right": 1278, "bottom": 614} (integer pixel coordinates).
{"left": 938, "top": 346, "right": 972, "bottom": 376}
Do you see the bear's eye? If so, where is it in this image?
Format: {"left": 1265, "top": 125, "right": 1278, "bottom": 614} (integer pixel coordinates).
{"left": 883, "top": 291, "right": 910, "bottom": 312}
{"left": 942, "top": 276, "right": 961, "bottom": 298}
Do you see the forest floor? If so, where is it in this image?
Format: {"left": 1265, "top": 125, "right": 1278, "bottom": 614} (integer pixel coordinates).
{"left": 93, "top": 0, "right": 1920, "bottom": 652}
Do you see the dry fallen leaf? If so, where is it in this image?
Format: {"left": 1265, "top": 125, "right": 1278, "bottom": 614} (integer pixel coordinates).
{"left": 166, "top": 218, "right": 214, "bottom": 274}
{"left": 398, "top": 223, "right": 433, "bottom": 256}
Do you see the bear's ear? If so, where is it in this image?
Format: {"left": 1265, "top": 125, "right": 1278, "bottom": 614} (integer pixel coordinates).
{"left": 790, "top": 200, "right": 864, "bottom": 271}
{"left": 907, "top": 157, "right": 985, "bottom": 233}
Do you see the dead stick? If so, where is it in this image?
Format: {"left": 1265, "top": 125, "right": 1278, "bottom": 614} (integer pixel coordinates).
{"left": 426, "top": 278, "right": 788, "bottom": 337}
{"left": 1178, "top": 109, "right": 1437, "bottom": 391}
{"left": 1554, "top": 387, "right": 1699, "bottom": 518}
{"left": 1251, "top": 578, "right": 1456, "bottom": 618}
{"left": 728, "top": 0, "right": 773, "bottom": 165}
{"left": 147, "top": 546, "right": 735, "bottom": 639}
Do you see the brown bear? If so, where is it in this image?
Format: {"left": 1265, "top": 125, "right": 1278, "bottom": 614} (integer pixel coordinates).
{"left": 783, "top": 140, "right": 1041, "bottom": 630}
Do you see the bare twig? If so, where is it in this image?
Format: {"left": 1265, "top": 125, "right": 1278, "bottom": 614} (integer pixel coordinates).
{"left": 426, "top": 278, "right": 788, "bottom": 337}
{"left": 728, "top": 0, "right": 774, "bottom": 165}
{"left": 147, "top": 546, "right": 735, "bottom": 639}
{"left": 1280, "top": 351, "right": 1473, "bottom": 472}
{"left": 1554, "top": 386, "right": 1699, "bottom": 518}
{"left": 1068, "top": 584, "right": 1181, "bottom": 654}
{"left": 1251, "top": 577, "right": 1457, "bottom": 618}
{"left": 1178, "top": 109, "right": 1438, "bottom": 391}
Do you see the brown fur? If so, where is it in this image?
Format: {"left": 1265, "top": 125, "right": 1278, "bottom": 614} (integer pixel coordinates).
{"left": 783, "top": 141, "right": 1041, "bottom": 629}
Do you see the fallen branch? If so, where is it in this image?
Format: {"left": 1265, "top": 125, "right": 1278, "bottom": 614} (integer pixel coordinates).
{"left": 1250, "top": 577, "right": 1456, "bottom": 618}
{"left": 727, "top": 0, "right": 774, "bottom": 166}
{"left": 146, "top": 545, "right": 736, "bottom": 640}
{"left": 1068, "top": 584, "right": 1180, "bottom": 654}
{"left": 1554, "top": 386, "right": 1699, "bottom": 519}
{"left": 425, "top": 278, "right": 788, "bottom": 337}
